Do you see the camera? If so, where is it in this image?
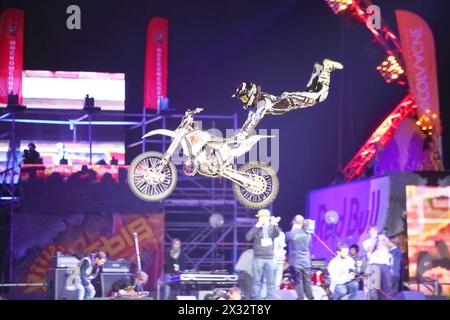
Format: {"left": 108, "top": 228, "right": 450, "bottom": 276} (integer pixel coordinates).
{"left": 303, "top": 219, "right": 316, "bottom": 234}
{"left": 203, "top": 288, "right": 229, "bottom": 300}
{"left": 349, "top": 261, "right": 366, "bottom": 279}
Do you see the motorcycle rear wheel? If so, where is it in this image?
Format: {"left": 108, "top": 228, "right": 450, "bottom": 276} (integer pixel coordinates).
{"left": 232, "top": 162, "right": 279, "bottom": 209}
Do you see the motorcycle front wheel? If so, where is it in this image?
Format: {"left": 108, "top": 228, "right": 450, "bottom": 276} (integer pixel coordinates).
{"left": 128, "top": 151, "right": 177, "bottom": 202}
{"left": 232, "top": 162, "right": 279, "bottom": 209}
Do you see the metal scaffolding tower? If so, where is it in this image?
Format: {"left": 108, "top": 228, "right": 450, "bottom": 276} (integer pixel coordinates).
{"left": 127, "top": 112, "right": 256, "bottom": 271}
{"left": 0, "top": 108, "right": 257, "bottom": 278}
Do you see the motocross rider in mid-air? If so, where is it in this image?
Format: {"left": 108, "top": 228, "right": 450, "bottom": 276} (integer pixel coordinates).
{"left": 232, "top": 59, "right": 344, "bottom": 140}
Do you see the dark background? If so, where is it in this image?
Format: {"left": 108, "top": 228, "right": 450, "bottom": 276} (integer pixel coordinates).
{"left": 1, "top": 0, "right": 449, "bottom": 226}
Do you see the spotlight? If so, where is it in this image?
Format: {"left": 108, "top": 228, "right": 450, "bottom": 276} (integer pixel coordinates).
{"left": 376, "top": 55, "right": 405, "bottom": 84}
{"left": 83, "top": 94, "right": 101, "bottom": 112}
{"left": 325, "top": 0, "right": 354, "bottom": 14}
{"left": 416, "top": 113, "right": 436, "bottom": 136}
{"left": 6, "top": 93, "right": 26, "bottom": 111}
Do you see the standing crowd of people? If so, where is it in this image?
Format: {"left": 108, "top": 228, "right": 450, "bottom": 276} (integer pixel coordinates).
{"left": 234, "top": 210, "right": 404, "bottom": 300}
{"left": 71, "top": 211, "right": 403, "bottom": 301}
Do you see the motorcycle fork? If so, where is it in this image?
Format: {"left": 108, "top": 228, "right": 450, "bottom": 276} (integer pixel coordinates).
{"left": 156, "top": 131, "right": 186, "bottom": 172}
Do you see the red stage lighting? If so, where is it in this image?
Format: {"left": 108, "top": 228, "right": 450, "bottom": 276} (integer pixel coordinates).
{"left": 342, "top": 94, "right": 417, "bottom": 181}
{"left": 325, "top": 0, "right": 354, "bottom": 14}
{"left": 376, "top": 55, "right": 405, "bottom": 84}
{"left": 416, "top": 110, "right": 438, "bottom": 137}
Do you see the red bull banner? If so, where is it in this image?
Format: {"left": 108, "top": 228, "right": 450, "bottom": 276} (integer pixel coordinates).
{"left": 0, "top": 8, "right": 24, "bottom": 105}
{"left": 143, "top": 17, "right": 168, "bottom": 110}
{"left": 307, "top": 172, "right": 450, "bottom": 262}
{"left": 396, "top": 11, "right": 441, "bottom": 130}
{"left": 307, "top": 176, "right": 391, "bottom": 261}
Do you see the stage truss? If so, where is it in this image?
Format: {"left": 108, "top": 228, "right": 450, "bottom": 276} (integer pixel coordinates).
{"left": 0, "top": 109, "right": 257, "bottom": 284}
{"left": 324, "top": 0, "right": 440, "bottom": 181}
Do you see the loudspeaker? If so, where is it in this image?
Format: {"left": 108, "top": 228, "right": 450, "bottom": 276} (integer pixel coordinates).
{"left": 47, "top": 269, "right": 79, "bottom": 300}
{"left": 100, "top": 273, "right": 132, "bottom": 297}
{"left": 395, "top": 291, "right": 426, "bottom": 300}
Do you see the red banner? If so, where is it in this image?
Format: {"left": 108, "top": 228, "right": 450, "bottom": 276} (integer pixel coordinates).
{"left": 0, "top": 8, "right": 24, "bottom": 105}
{"left": 143, "top": 17, "right": 168, "bottom": 110}
{"left": 395, "top": 10, "right": 440, "bottom": 130}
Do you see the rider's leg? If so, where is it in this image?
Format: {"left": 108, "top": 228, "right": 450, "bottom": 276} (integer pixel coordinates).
{"left": 276, "top": 59, "right": 344, "bottom": 110}
{"left": 306, "top": 62, "right": 323, "bottom": 92}
{"left": 308, "top": 59, "right": 344, "bottom": 102}
{"left": 267, "top": 59, "right": 344, "bottom": 114}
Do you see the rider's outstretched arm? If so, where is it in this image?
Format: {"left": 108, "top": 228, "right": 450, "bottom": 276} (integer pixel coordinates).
{"left": 236, "top": 104, "right": 267, "bottom": 139}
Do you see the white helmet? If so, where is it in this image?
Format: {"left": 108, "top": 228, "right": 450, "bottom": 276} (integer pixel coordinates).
{"left": 232, "top": 82, "right": 259, "bottom": 109}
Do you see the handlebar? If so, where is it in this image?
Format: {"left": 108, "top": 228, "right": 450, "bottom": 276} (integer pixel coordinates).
{"left": 185, "top": 107, "right": 204, "bottom": 116}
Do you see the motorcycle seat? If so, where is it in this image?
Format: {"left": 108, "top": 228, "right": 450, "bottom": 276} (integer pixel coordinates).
{"left": 208, "top": 137, "right": 228, "bottom": 142}
{"left": 206, "top": 140, "right": 226, "bottom": 148}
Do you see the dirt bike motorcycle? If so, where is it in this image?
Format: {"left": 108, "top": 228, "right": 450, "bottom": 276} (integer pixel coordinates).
{"left": 127, "top": 108, "right": 279, "bottom": 209}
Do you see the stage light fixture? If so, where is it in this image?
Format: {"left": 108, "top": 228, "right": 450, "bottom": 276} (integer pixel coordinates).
{"left": 376, "top": 55, "right": 405, "bottom": 84}
{"left": 83, "top": 94, "right": 101, "bottom": 112}
{"left": 416, "top": 113, "right": 437, "bottom": 137}
{"left": 6, "top": 93, "right": 26, "bottom": 111}
{"left": 325, "top": 0, "right": 354, "bottom": 14}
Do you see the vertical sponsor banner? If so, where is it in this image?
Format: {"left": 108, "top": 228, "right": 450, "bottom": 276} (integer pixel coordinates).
{"left": 396, "top": 10, "right": 443, "bottom": 164}
{"left": 307, "top": 176, "right": 391, "bottom": 261}
{"left": 143, "top": 17, "right": 168, "bottom": 110}
{"left": 0, "top": 8, "right": 24, "bottom": 105}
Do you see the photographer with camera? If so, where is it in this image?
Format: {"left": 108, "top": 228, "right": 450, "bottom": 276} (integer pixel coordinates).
{"left": 362, "top": 226, "right": 392, "bottom": 300}
{"left": 286, "top": 214, "right": 314, "bottom": 300}
{"left": 327, "top": 243, "right": 359, "bottom": 300}
{"left": 245, "top": 209, "right": 281, "bottom": 300}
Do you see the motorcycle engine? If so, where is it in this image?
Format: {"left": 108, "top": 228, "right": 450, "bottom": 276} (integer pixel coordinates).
{"left": 183, "top": 157, "right": 198, "bottom": 176}
{"left": 207, "top": 151, "right": 221, "bottom": 175}
{"left": 197, "top": 147, "right": 221, "bottom": 176}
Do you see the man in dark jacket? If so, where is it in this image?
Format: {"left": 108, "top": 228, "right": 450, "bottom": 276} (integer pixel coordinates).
{"left": 164, "top": 238, "right": 190, "bottom": 300}
{"left": 245, "top": 209, "right": 280, "bottom": 300}
{"left": 286, "top": 215, "right": 314, "bottom": 300}
{"left": 75, "top": 251, "right": 106, "bottom": 300}
{"left": 387, "top": 237, "right": 403, "bottom": 294}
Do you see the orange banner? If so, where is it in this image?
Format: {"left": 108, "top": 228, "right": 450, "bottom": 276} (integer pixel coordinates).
{"left": 395, "top": 10, "right": 440, "bottom": 131}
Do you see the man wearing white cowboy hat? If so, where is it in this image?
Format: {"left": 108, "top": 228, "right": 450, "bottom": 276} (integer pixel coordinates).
{"left": 245, "top": 209, "right": 281, "bottom": 300}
